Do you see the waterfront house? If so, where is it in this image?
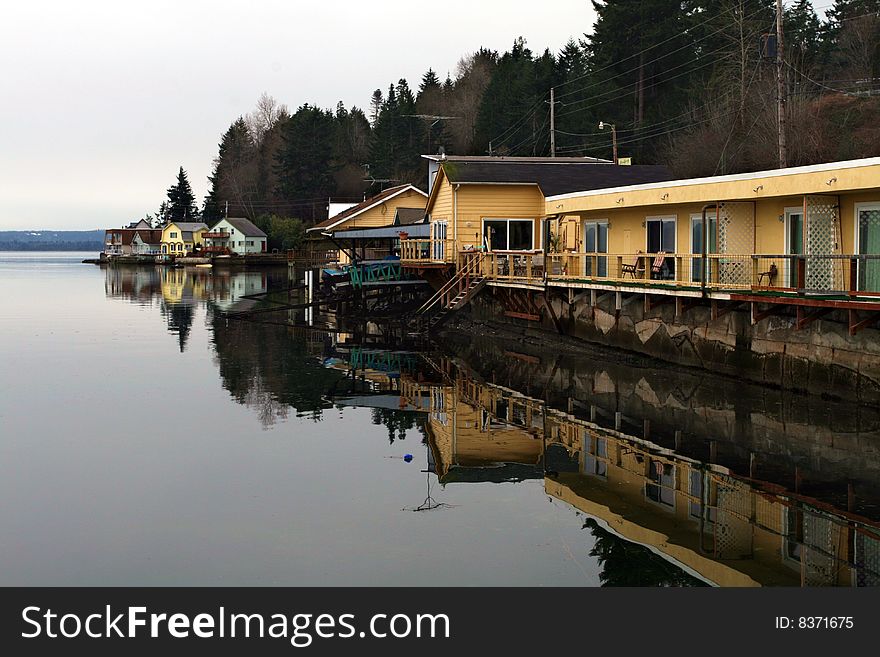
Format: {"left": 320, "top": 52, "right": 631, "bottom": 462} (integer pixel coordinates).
{"left": 161, "top": 221, "right": 208, "bottom": 256}
{"left": 130, "top": 229, "right": 163, "bottom": 255}
{"left": 203, "top": 218, "right": 268, "bottom": 255}
{"left": 306, "top": 184, "right": 428, "bottom": 265}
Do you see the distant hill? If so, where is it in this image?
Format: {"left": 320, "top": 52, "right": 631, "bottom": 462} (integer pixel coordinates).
{"left": 0, "top": 230, "right": 105, "bottom": 251}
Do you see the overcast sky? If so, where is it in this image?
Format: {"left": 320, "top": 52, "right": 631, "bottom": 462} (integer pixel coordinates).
{"left": 0, "top": 0, "right": 597, "bottom": 230}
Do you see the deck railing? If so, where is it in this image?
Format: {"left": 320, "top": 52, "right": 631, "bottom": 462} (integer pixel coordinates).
{"left": 473, "top": 251, "right": 880, "bottom": 297}
{"left": 400, "top": 239, "right": 456, "bottom": 264}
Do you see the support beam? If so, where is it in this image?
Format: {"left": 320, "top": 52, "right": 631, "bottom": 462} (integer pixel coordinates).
{"left": 675, "top": 297, "right": 703, "bottom": 318}
{"left": 796, "top": 305, "right": 832, "bottom": 330}
{"left": 751, "top": 302, "right": 784, "bottom": 325}
{"left": 645, "top": 294, "right": 673, "bottom": 313}
{"left": 848, "top": 309, "right": 880, "bottom": 336}
{"left": 711, "top": 300, "right": 743, "bottom": 321}
{"left": 541, "top": 294, "right": 564, "bottom": 334}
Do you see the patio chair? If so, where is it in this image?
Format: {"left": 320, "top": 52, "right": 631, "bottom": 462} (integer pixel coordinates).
{"left": 651, "top": 252, "right": 667, "bottom": 279}
{"left": 621, "top": 251, "right": 645, "bottom": 278}
{"left": 758, "top": 262, "right": 778, "bottom": 286}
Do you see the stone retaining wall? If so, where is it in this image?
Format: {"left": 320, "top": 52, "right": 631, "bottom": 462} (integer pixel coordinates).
{"left": 469, "top": 288, "right": 880, "bottom": 404}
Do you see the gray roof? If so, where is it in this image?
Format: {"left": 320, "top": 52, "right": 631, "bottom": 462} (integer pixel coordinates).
{"left": 171, "top": 221, "right": 208, "bottom": 232}
{"left": 182, "top": 231, "right": 193, "bottom": 242}
{"left": 223, "top": 217, "right": 267, "bottom": 238}
{"left": 394, "top": 207, "right": 426, "bottom": 225}
{"left": 440, "top": 161, "right": 674, "bottom": 196}
{"left": 333, "top": 223, "right": 430, "bottom": 240}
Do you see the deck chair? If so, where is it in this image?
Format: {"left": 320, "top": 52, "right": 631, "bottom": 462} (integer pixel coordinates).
{"left": 757, "top": 262, "right": 778, "bottom": 286}
{"left": 531, "top": 253, "right": 545, "bottom": 278}
{"left": 621, "top": 251, "right": 645, "bottom": 278}
{"left": 651, "top": 252, "right": 667, "bottom": 279}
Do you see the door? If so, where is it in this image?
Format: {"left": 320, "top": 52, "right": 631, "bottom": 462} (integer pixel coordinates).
{"left": 690, "top": 214, "right": 716, "bottom": 282}
{"left": 582, "top": 220, "right": 608, "bottom": 277}
{"left": 785, "top": 207, "right": 804, "bottom": 288}
{"left": 432, "top": 221, "right": 448, "bottom": 261}
{"left": 857, "top": 204, "right": 880, "bottom": 292}
{"left": 646, "top": 217, "right": 676, "bottom": 279}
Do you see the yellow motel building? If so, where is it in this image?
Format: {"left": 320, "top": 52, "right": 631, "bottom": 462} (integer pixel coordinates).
{"left": 402, "top": 156, "right": 880, "bottom": 336}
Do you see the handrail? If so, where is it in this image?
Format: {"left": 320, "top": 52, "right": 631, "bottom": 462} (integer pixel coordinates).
{"left": 415, "top": 252, "right": 485, "bottom": 316}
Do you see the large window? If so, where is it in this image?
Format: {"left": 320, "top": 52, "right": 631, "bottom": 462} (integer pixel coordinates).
{"left": 857, "top": 203, "right": 880, "bottom": 292}
{"left": 483, "top": 219, "right": 534, "bottom": 251}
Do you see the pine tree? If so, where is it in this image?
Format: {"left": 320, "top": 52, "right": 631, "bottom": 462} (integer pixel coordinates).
{"left": 274, "top": 104, "right": 339, "bottom": 224}
{"left": 203, "top": 118, "right": 255, "bottom": 221}
{"left": 165, "top": 167, "right": 199, "bottom": 223}
{"left": 369, "top": 89, "right": 384, "bottom": 127}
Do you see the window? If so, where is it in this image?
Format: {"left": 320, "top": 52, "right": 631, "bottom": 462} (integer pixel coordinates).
{"left": 645, "top": 460, "right": 675, "bottom": 508}
{"left": 482, "top": 219, "right": 534, "bottom": 251}
{"left": 170, "top": 232, "right": 177, "bottom": 239}
{"left": 247, "top": 241, "right": 253, "bottom": 247}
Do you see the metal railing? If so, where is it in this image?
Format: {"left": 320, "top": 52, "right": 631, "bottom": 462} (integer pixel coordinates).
{"left": 470, "top": 251, "right": 880, "bottom": 297}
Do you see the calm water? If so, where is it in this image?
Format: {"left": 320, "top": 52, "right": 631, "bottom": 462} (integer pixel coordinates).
{"left": 1, "top": 252, "right": 878, "bottom": 586}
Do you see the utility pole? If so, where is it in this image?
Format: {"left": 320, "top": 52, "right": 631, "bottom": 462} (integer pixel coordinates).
{"left": 550, "top": 87, "right": 556, "bottom": 157}
{"left": 776, "top": 0, "right": 787, "bottom": 168}
{"left": 599, "top": 121, "right": 617, "bottom": 164}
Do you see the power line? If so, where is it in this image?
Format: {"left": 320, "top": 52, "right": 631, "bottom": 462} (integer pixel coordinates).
{"left": 554, "top": 2, "right": 779, "bottom": 100}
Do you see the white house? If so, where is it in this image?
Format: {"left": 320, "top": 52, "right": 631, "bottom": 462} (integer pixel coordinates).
{"left": 204, "top": 218, "right": 268, "bottom": 255}
{"left": 130, "top": 229, "right": 163, "bottom": 255}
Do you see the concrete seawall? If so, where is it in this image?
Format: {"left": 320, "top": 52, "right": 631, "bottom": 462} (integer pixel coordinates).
{"left": 468, "top": 288, "right": 880, "bottom": 405}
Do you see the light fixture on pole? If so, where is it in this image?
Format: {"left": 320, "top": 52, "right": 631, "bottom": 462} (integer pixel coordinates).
{"left": 598, "top": 121, "right": 618, "bottom": 164}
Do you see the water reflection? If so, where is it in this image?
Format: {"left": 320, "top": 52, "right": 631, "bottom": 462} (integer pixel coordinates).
{"left": 102, "top": 265, "right": 880, "bottom": 586}
{"left": 400, "top": 353, "right": 880, "bottom": 587}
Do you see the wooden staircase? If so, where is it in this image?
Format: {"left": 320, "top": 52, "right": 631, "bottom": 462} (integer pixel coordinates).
{"left": 411, "top": 253, "right": 486, "bottom": 332}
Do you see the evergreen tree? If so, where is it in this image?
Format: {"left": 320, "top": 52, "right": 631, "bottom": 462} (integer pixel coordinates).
{"left": 164, "top": 167, "right": 199, "bottom": 223}
{"left": 275, "top": 104, "right": 338, "bottom": 224}
{"left": 203, "top": 118, "right": 256, "bottom": 221}
{"left": 369, "top": 89, "right": 384, "bottom": 127}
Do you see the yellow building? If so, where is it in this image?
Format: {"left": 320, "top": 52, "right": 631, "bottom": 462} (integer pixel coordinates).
{"left": 544, "top": 157, "right": 880, "bottom": 293}
{"left": 407, "top": 156, "right": 670, "bottom": 263}
{"left": 161, "top": 221, "right": 208, "bottom": 256}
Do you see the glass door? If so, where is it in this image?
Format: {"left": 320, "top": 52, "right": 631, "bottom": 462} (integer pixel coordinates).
{"left": 646, "top": 217, "right": 676, "bottom": 279}
{"left": 858, "top": 204, "right": 880, "bottom": 292}
{"left": 785, "top": 208, "right": 804, "bottom": 288}
{"left": 690, "top": 214, "right": 716, "bottom": 282}
{"left": 582, "top": 220, "right": 608, "bottom": 277}
{"left": 432, "top": 220, "right": 447, "bottom": 261}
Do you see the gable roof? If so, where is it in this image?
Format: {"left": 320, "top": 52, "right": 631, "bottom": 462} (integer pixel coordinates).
{"left": 424, "top": 159, "right": 674, "bottom": 215}
{"left": 131, "top": 229, "right": 163, "bottom": 244}
{"left": 440, "top": 160, "right": 674, "bottom": 196}
{"left": 222, "top": 217, "right": 267, "bottom": 237}
{"left": 166, "top": 221, "right": 208, "bottom": 233}
{"left": 307, "top": 184, "right": 428, "bottom": 233}
{"left": 393, "top": 207, "right": 426, "bottom": 225}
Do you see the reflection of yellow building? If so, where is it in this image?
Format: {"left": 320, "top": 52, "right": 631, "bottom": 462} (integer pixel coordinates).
{"left": 161, "top": 221, "right": 208, "bottom": 256}
{"left": 401, "top": 378, "right": 543, "bottom": 483}
{"left": 402, "top": 361, "right": 880, "bottom": 587}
